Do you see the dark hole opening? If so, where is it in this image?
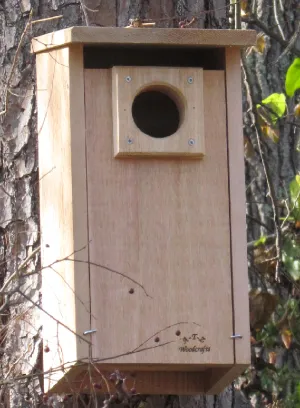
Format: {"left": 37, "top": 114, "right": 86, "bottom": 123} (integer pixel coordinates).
{"left": 132, "top": 90, "right": 180, "bottom": 138}
{"left": 84, "top": 45, "right": 225, "bottom": 70}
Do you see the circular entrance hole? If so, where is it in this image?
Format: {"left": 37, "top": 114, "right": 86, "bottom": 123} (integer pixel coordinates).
{"left": 131, "top": 86, "right": 182, "bottom": 138}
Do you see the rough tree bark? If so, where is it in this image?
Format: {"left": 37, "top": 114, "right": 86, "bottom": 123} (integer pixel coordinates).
{"left": 0, "top": 0, "right": 297, "bottom": 407}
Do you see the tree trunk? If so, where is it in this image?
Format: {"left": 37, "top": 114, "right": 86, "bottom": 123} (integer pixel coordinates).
{"left": 1, "top": 0, "right": 297, "bottom": 407}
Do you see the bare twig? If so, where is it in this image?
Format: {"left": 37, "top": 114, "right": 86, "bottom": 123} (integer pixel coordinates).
{"left": 0, "top": 340, "right": 173, "bottom": 386}
{"left": 0, "top": 246, "right": 40, "bottom": 294}
{"left": 248, "top": 232, "right": 280, "bottom": 250}
{"left": 242, "top": 60, "right": 282, "bottom": 281}
{"left": 0, "top": 14, "right": 62, "bottom": 116}
{"left": 89, "top": 361, "right": 111, "bottom": 395}
{"left": 132, "top": 321, "right": 201, "bottom": 352}
{"left": 255, "top": 131, "right": 281, "bottom": 282}
{"left": 44, "top": 256, "right": 152, "bottom": 298}
{"left": 126, "top": 19, "right": 156, "bottom": 28}
{"left": 17, "top": 289, "right": 92, "bottom": 346}
{"left": 79, "top": 0, "right": 90, "bottom": 26}
{"left": 49, "top": 265, "right": 95, "bottom": 318}
{"left": 281, "top": 187, "right": 300, "bottom": 229}
{"left": 246, "top": 214, "right": 273, "bottom": 232}
{"left": 242, "top": 15, "right": 300, "bottom": 57}
{"left": 272, "top": 0, "right": 285, "bottom": 40}
{"left": 125, "top": 1, "right": 242, "bottom": 28}
{"left": 273, "top": 21, "right": 300, "bottom": 64}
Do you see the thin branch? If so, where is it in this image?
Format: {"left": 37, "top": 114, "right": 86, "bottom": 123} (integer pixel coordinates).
{"left": 246, "top": 214, "right": 273, "bottom": 232}
{"left": 49, "top": 265, "right": 95, "bottom": 319}
{"left": 0, "top": 168, "right": 55, "bottom": 228}
{"left": 0, "top": 15, "right": 63, "bottom": 116}
{"left": 127, "top": 1, "right": 241, "bottom": 26}
{"left": 132, "top": 321, "right": 201, "bottom": 352}
{"left": 272, "top": 0, "right": 285, "bottom": 40}
{"left": 79, "top": 0, "right": 90, "bottom": 25}
{"left": 242, "top": 15, "right": 300, "bottom": 57}
{"left": 44, "top": 256, "right": 152, "bottom": 298}
{"left": 0, "top": 341, "right": 174, "bottom": 386}
{"left": 89, "top": 361, "right": 111, "bottom": 395}
{"left": 281, "top": 187, "right": 300, "bottom": 229}
{"left": 242, "top": 60, "right": 282, "bottom": 281}
{"left": 247, "top": 226, "right": 288, "bottom": 250}
{"left": 17, "top": 289, "right": 92, "bottom": 346}
{"left": 0, "top": 246, "right": 40, "bottom": 294}
{"left": 254, "top": 125, "right": 281, "bottom": 283}
{"left": 273, "top": 21, "right": 300, "bottom": 64}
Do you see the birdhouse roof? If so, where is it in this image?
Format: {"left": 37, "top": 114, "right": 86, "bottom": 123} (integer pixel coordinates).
{"left": 32, "top": 27, "right": 256, "bottom": 54}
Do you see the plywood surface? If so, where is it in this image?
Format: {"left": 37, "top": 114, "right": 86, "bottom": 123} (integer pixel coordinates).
{"left": 37, "top": 46, "right": 90, "bottom": 391}
{"left": 85, "top": 69, "right": 234, "bottom": 367}
{"left": 32, "top": 27, "right": 257, "bottom": 54}
{"left": 50, "top": 364, "right": 208, "bottom": 395}
{"left": 112, "top": 66, "right": 204, "bottom": 157}
{"left": 49, "top": 363, "right": 243, "bottom": 395}
{"left": 225, "top": 48, "right": 251, "bottom": 366}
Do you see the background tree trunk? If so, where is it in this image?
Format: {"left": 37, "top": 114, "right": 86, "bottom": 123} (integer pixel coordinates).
{"left": 1, "top": 0, "right": 298, "bottom": 407}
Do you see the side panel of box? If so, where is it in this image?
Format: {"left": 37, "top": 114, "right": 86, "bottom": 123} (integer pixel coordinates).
{"left": 225, "top": 48, "right": 251, "bottom": 366}
{"left": 85, "top": 69, "right": 234, "bottom": 368}
{"left": 36, "top": 46, "right": 90, "bottom": 391}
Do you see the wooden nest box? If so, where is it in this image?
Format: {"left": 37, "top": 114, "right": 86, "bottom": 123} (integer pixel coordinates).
{"left": 33, "top": 27, "right": 256, "bottom": 396}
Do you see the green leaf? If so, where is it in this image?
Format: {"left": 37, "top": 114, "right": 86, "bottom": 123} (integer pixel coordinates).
{"left": 289, "top": 175, "right": 300, "bottom": 221}
{"left": 260, "top": 93, "right": 286, "bottom": 123}
{"left": 282, "top": 236, "right": 300, "bottom": 280}
{"left": 297, "top": 383, "right": 300, "bottom": 400}
{"left": 285, "top": 58, "right": 300, "bottom": 97}
{"left": 254, "top": 235, "right": 267, "bottom": 247}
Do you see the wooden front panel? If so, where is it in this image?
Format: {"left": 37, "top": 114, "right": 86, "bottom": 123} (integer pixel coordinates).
{"left": 85, "top": 69, "right": 233, "bottom": 367}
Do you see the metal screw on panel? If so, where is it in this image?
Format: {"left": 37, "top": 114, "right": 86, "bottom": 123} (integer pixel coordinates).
{"left": 187, "top": 77, "right": 193, "bottom": 84}
{"left": 188, "top": 138, "right": 195, "bottom": 146}
{"left": 83, "top": 329, "right": 97, "bottom": 335}
{"left": 127, "top": 138, "right": 133, "bottom": 144}
{"left": 230, "top": 334, "right": 243, "bottom": 339}
{"left": 125, "top": 76, "right": 132, "bottom": 82}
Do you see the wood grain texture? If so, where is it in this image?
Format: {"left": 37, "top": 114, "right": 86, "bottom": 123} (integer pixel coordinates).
{"left": 49, "top": 364, "right": 208, "bottom": 395}
{"left": 36, "top": 46, "right": 90, "bottom": 391}
{"left": 225, "top": 48, "right": 251, "bottom": 366}
{"left": 32, "top": 27, "right": 257, "bottom": 54}
{"left": 112, "top": 66, "right": 204, "bottom": 157}
{"left": 49, "top": 363, "right": 246, "bottom": 395}
{"left": 85, "top": 69, "right": 234, "bottom": 369}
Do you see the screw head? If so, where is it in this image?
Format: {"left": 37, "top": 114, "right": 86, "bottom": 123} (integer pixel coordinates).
{"left": 125, "top": 76, "right": 132, "bottom": 82}
{"left": 188, "top": 138, "right": 195, "bottom": 146}
{"left": 187, "top": 77, "right": 193, "bottom": 84}
{"left": 127, "top": 138, "right": 133, "bottom": 144}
